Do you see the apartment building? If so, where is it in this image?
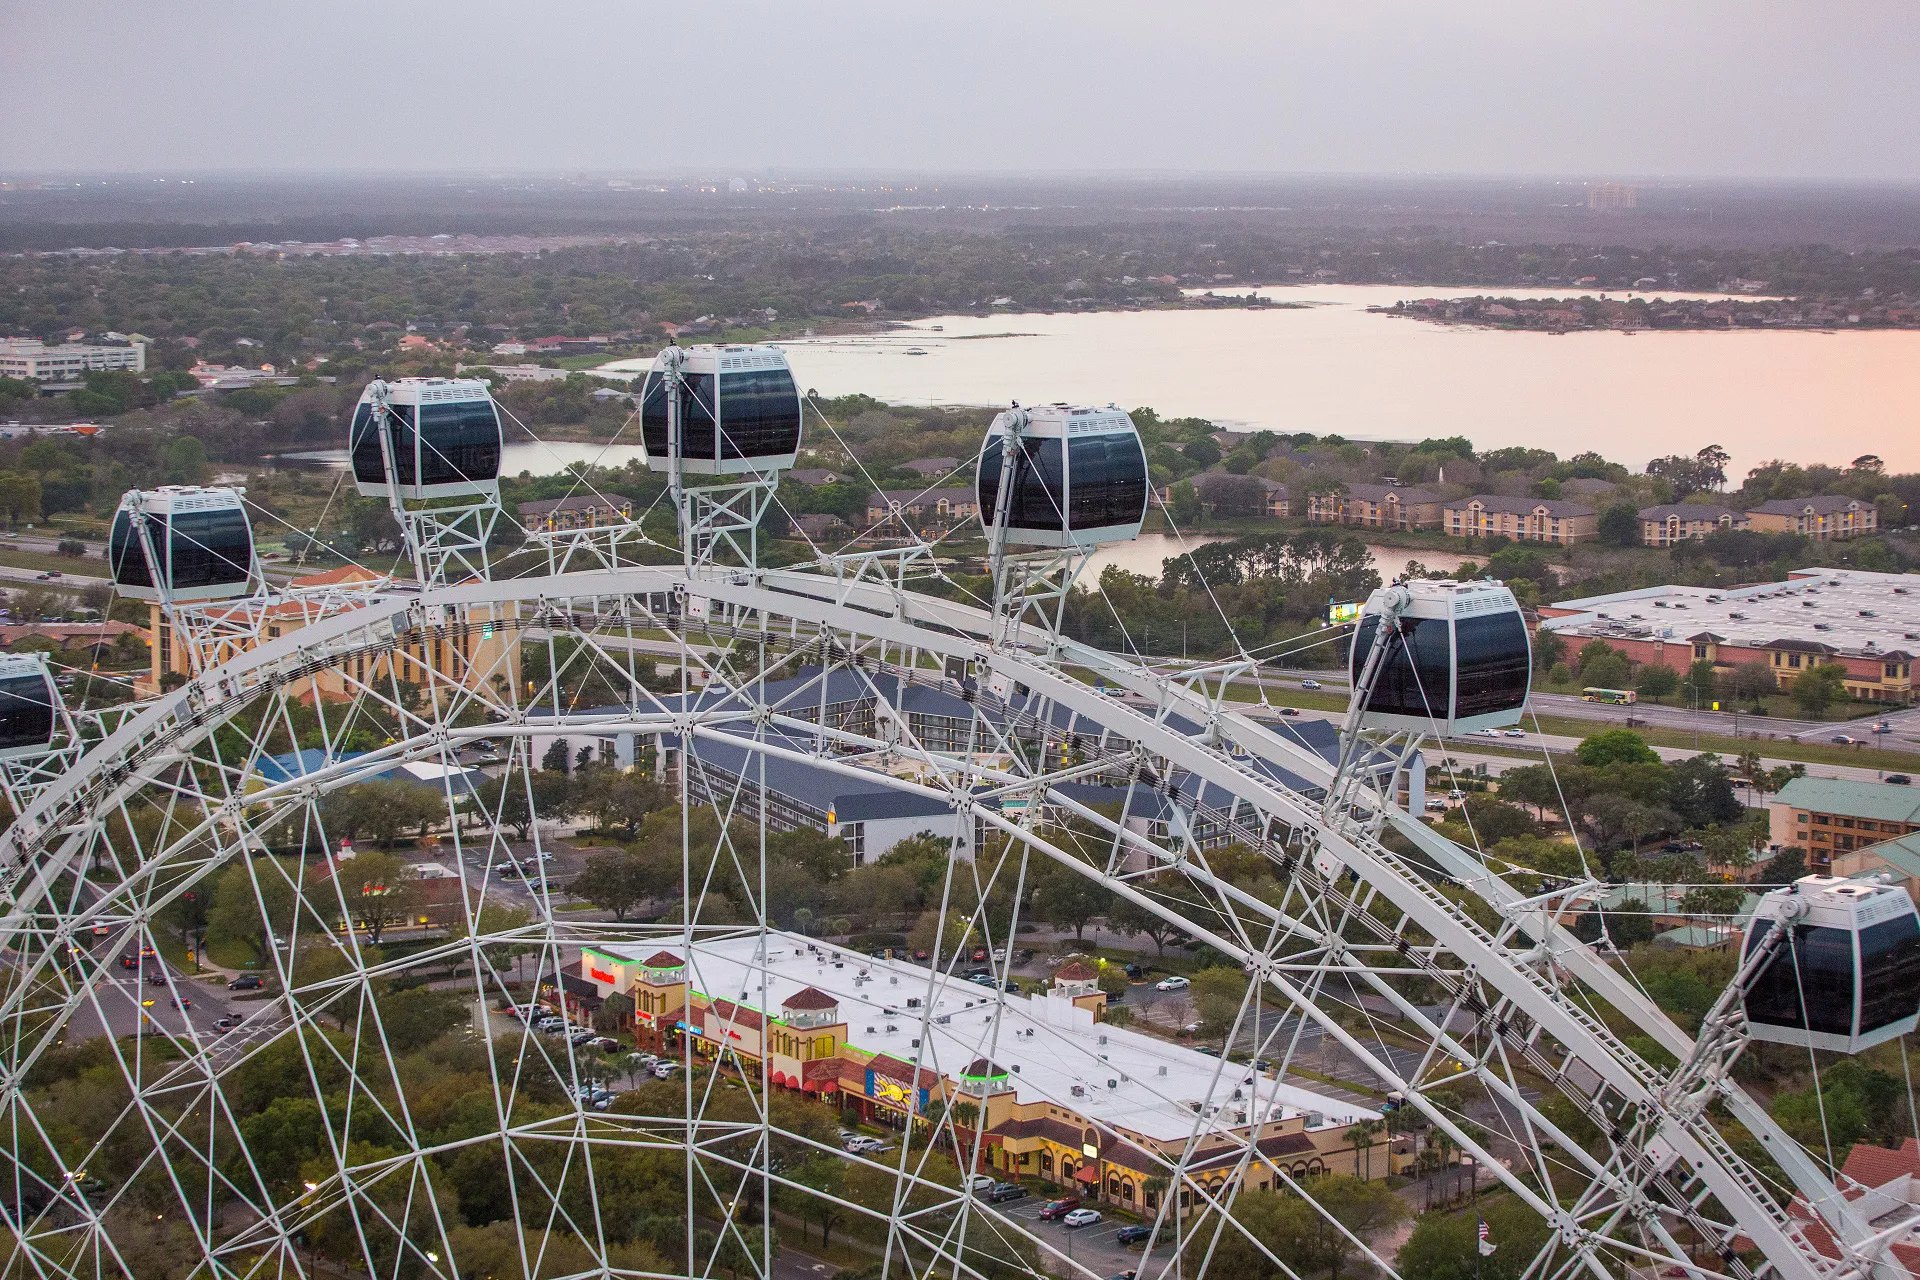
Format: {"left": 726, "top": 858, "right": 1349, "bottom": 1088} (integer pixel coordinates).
{"left": 1443, "top": 495, "right": 1597, "bottom": 545}
{"left": 1747, "top": 496, "right": 1878, "bottom": 541}
{"left": 1306, "top": 483, "right": 1441, "bottom": 531}
{"left": 1637, "top": 504, "right": 1749, "bottom": 547}
{"left": 517, "top": 494, "right": 636, "bottom": 532}
{"left": 866, "top": 487, "right": 978, "bottom": 533}
{"left": 1768, "top": 777, "right": 1920, "bottom": 874}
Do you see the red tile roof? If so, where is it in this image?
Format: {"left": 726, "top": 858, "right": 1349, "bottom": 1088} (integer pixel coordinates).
{"left": 1053, "top": 961, "right": 1098, "bottom": 982}
{"left": 1841, "top": 1137, "right": 1920, "bottom": 1191}
{"left": 781, "top": 986, "right": 839, "bottom": 1011}
{"left": 640, "top": 951, "right": 684, "bottom": 969}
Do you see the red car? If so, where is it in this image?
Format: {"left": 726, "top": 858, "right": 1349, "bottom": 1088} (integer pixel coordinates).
{"left": 1037, "top": 1197, "right": 1084, "bottom": 1222}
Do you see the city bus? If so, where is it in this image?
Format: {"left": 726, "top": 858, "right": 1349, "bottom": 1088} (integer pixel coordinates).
{"left": 1581, "top": 687, "right": 1637, "bottom": 705}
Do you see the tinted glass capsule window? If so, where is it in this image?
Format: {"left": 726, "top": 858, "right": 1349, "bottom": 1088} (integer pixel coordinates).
{"left": 168, "top": 507, "right": 254, "bottom": 594}
{"left": 1857, "top": 914, "right": 1920, "bottom": 1035}
{"left": 1066, "top": 434, "right": 1149, "bottom": 529}
{"left": 1453, "top": 612, "right": 1532, "bottom": 718}
{"left": 417, "top": 400, "right": 502, "bottom": 486}
{"left": 108, "top": 508, "right": 155, "bottom": 592}
{"left": 0, "top": 664, "right": 56, "bottom": 755}
{"left": 719, "top": 367, "right": 801, "bottom": 460}
{"left": 1352, "top": 614, "right": 1453, "bottom": 720}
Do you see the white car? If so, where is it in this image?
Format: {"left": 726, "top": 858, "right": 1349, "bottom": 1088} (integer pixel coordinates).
{"left": 965, "top": 1174, "right": 995, "bottom": 1192}
{"left": 1062, "top": 1208, "right": 1102, "bottom": 1227}
{"left": 1424, "top": 796, "right": 1448, "bottom": 812}
{"left": 845, "top": 1135, "right": 886, "bottom": 1153}
{"left": 651, "top": 1061, "right": 678, "bottom": 1079}
{"left": 1154, "top": 975, "right": 1191, "bottom": 992}
{"left": 1503, "top": 729, "right": 1526, "bottom": 738}
{"left": 1299, "top": 679, "right": 1322, "bottom": 690}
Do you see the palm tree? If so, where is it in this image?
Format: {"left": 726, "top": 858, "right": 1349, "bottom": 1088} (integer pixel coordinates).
{"left": 1345, "top": 1118, "right": 1385, "bottom": 1178}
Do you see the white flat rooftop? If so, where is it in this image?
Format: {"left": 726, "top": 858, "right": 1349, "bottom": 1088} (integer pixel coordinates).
{"left": 1540, "top": 567, "right": 1920, "bottom": 659}
{"left": 603, "top": 932, "right": 1371, "bottom": 1146}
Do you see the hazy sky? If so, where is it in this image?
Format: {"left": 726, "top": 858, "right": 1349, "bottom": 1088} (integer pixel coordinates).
{"left": 6, "top": 0, "right": 1919, "bottom": 179}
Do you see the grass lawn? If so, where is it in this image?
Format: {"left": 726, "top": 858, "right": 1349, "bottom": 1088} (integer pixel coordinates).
{"left": 1521, "top": 712, "right": 1919, "bottom": 768}
{"left": 0, "top": 547, "right": 107, "bottom": 577}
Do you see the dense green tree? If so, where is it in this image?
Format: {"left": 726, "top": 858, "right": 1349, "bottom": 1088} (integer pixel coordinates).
{"left": 1596, "top": 502, "right": 1640, "bottom": 546}
{"left": 1791, "top": 661, "right": 1851, "bottom": 716}
{"left": 1575, "top": 729, "right": 1658, "bottom": 768}
{"left": 1398, "top": 1197, "right": 1550, "bottom": 1280}
{"left": 572, "top": 850, "right": 653, "bottom": 921}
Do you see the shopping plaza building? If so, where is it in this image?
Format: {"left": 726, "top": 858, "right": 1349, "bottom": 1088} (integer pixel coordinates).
{"left": 1537, "top": 567, "right": 1920, "bottom": 703}
{"left": 577, "top": 932, "right": 1392, "bottom": 1217}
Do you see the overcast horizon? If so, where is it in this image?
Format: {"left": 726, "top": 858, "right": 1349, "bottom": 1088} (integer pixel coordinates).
{"left": 6, "top": 1, "right": 1920, "bottom": 182}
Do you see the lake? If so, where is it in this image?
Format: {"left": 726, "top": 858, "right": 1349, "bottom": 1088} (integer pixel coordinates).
{"left": 597, "top": 284, "right": 1920, "bottom": 478}
{"left": 1084, "top": 532, "right": 1477, "bottom": 584}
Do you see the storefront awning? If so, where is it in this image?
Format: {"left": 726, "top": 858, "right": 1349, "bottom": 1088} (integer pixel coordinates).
{"left": 1072, "top": 1165, "right": 1100, "bottom": 1185}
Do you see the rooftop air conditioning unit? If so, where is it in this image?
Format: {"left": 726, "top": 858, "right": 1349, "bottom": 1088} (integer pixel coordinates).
{"left": 911, "top": 1038, "right": 920, "bottom": 1048}
{"left": 1158, "top": 1066, "right": 1168, "bottom": 1077}
{"left": 885, "top": 1024, "right": 898, "bottom": 1032}
{"left": 1071, "top": 1085, "right": 1086, "bottom": 1098}
{"left": 906, "top": 997, "right": 921, "bottom": 1007}
{"left": 1108, "top": 1079, "right": 1118, "bottom": 1090}
{"left": 1098, "top": 1034, "right": 1108, "bottom": 1045}
{"left": 1011, "top": 1065, "right": 1020, "bottom": 1073}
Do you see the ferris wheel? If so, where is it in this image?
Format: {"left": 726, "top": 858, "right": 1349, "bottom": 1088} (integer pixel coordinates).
{"left": 0, "top": 348, "right": 1914, "bottom": 1280}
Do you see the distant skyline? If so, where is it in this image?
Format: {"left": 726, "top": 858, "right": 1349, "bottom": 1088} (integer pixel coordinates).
{"left": 5, "top": 1, "right": 1920, "bottom": 181}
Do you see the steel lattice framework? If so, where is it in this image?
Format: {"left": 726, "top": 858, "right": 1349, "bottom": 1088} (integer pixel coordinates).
{"left": 0, "top": 551, "right": 1907, "bottom": 1280}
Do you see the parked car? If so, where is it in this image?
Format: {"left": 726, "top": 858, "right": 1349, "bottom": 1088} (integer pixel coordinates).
{"left": 1181, "top": 1021, "right": 1204, "bottom": 1035}
{"left": 591, "top": 1036, "right": 621, "bottom": 1052}
{"left": 227, "top": 974, "right": 263, "bottom": 991}
{"left": 1123, "top": 963, "right": 1144, "bottom": 979}
{"left": 964, "top": 1174, "right": 995, "bottom": 1193}
{"left": 1036, "top": 1198, "right": 1083, "bottom": 1221}
{"left": 1424, "top": 796, "right": 1448, "bottom": 812}
{"left": 845, "top": 1135, "right": 887, "bottom": 1154}
{"left": 1063, "top": 1208, "right": 1102, "bottom": 1228}
{"left": 1447, "top": 788, "right": 1466, "bottom": 800}
{"left": 651, "top": 1062, "right": 678, "bottom": 1079}
{"left": 987, "top": 1182, "right": 1027, "bottom": 1203}
{"left": 1154, "top": 975, "right": 1190, "bottom": 992}
{"left": 1115, "top": 1224, "right": 1155, "bottom": 1246}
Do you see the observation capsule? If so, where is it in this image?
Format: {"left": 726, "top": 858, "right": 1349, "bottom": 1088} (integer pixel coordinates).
{"left": 1741, "top": 875, "right": 1920, "bottom": 1054}
{"left": 1347, "top": 579, "right": 1531, "bottom": 736}
{"left": 108, "top": 486, "right": 256, "bottom": 603}
{"left": 0, "top": 653, "right": 59, "bottom": 761}
{"left": 975, "top": 404, "right": 1148, "bottom": 547}
{"left": 640, "top": 344, "right": 802, "bottom": 476}
{"left": 349, "top": 377, "right": 503, "bottom": 500}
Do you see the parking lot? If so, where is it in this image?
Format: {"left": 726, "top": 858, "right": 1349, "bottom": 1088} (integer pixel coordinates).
{"left": 986, "top": 1191, "right": 1152, "bottom": 1278}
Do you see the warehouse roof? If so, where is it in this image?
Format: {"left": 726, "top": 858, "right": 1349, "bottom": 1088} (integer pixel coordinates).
{"left": 1538, "top": 568, "right": 1920, "bottom": 660}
